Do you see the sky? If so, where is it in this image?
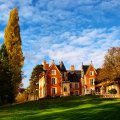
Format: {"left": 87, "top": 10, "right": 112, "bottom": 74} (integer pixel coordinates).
{"left": 0, "top": 0, "right": 120, "bottom": 88}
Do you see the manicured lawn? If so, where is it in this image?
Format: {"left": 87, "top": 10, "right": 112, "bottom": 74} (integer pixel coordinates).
{"left": 0, "top": 95, "right": 120, "bottom": 120}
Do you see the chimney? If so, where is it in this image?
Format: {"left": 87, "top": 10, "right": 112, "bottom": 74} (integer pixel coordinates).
{"left": 43, "top": 60, "right": 47, "bottom": 70}
{"left": 70, "top": 65, "right": 75, "bottom": 70}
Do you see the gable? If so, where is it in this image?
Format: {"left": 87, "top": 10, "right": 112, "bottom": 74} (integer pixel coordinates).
{"left": 46, "top": 63, "right": 61, "bottom": 76}
{"left": 86, "top": 64, "right": 97, "bottom": 76}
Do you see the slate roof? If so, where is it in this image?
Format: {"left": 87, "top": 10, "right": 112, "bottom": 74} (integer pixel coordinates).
{"left": 67, "top": 70, "right": 81, "bottom": 82}
{"left": 56, "top": 61, "right": 67, "bottom": 72}
{"left": 82, "top": 65, "right": 89, "bottom": 74}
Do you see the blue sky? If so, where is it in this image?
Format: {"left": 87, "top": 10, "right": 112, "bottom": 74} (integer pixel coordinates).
{"left": 0, "top": 0, "right": 120, "bottom": 88}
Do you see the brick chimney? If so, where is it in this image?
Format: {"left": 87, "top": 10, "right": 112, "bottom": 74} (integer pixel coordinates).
{"left": 43, "top": 60, "right": 49, "bottom": 70}
{"left": 70, "top": 65, "right": 75, "bottom": 70}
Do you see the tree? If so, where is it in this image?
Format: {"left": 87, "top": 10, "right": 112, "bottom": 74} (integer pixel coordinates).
{"left": 29, "top": 65, "right": 43, "bottom": 98}
{"left": 4, "top": 8, "right": 24, "bottom": 96}
{"left": 97, "top": 47, "right": 120, "bottom": 83}
{"left": 0, "top": 44, "right": 14, "bottom": 104}
{"left": 95, "top": 68, "right": 101, "bottom": 85}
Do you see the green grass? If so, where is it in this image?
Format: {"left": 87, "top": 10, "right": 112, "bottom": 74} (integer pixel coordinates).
{"left": 0, "top": 95, "right": 120, "bottom": 120}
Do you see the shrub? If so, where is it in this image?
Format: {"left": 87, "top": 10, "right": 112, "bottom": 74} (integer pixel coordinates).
{"left": 108, "top": 88, "right": 117, "bottom": 94}
{"left": 15, "top": 93, "right": 28, "bottom": 103}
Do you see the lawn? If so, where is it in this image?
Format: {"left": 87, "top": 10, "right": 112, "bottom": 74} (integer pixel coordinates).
{"left": 0, "top": 95, "right": 120, "bottom": 120}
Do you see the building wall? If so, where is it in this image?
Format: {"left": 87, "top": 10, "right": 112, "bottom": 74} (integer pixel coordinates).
{"left": 81, "top": 77, "right": 85, "bottom": 95}
{"left": 79, "top": 80, "right": 82, "bottom": 95}
{"left": 70, "top": 82, "right": 80, "bottom": 95}
{"left": 46, "top": 64, "right": 62, "bottom": 97}
{"left": 84, "top": 65, "right": 97, "bottom": 94}
{"left": 38, "top": 62, "right": 99, "bottom": 98}
{"left": 62, "top": 82, "right": 70, "bottom": 96}
{"left": 39, "top": 76, "right": 46, "bottom": 98}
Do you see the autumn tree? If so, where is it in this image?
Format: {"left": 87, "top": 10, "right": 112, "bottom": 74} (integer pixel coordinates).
{"left": 4, "top": 8, "right": 24, "bottom": 96}
{"left": 97, "top": 47, "right": 120, "bottom": 83}
{"left": 29, "top": 65, "right": 43, "bottom": 96}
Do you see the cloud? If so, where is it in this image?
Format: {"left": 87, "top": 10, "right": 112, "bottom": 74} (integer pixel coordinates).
{"left": 21, "top": 26, "right": 120, "bottom": 69}
{"left": 43, "top": 27, "right": 120, "bottom": 69}
{"left": 1, "top": 0, "right": 120, "bottom": 88}
{"left": 100, "top": 0, "right": 120, "bottom": 10}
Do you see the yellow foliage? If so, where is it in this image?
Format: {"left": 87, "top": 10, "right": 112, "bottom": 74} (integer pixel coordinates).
{"left": 15, "top": 93, "right": 27, "bottom": 103}
{"left": 4, "top": 8, "right": 24, "bottom": 69}
{"left": 4, "top": 8, "right": 24, "bottom": 96}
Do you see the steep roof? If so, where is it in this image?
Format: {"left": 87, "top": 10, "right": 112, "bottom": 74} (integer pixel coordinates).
{"left": 82, "top": 65, "right": 89, "bottom": 74}
{"left": 67, "top": 70, "right": 81, "bottom": 82}
{"left": 56, "top": 61, "right": 67, "bottom": 72}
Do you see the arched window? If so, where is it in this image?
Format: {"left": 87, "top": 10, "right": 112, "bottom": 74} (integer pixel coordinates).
{"left": 64, "top": 86, "right": 67, "bottom": 92}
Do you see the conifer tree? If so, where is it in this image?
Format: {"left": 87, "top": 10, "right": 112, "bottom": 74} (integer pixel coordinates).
{"left": 4, "top": 8, "right": 24, "bottom": 96}
{"left": 0, "top": 44, "right": 14, "bottom": 104}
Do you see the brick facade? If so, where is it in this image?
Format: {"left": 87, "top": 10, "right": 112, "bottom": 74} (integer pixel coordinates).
{"left": 39, "top": 60, "right": 97, "bottom": 98}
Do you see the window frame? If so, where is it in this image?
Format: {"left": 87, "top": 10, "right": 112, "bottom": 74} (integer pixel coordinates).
{"left": 90, "top": 71, "right": 94, "bottom": 76}
{"left": 90, "top": 78, "right": 94, "bottom": 86}
{"left": 74, "top": 90, "right": 79, "bottom": 95}
{"left": 51, "top": 87, "right": 56, "bottom": 95}
{"left": 51, "top": 77, "right": 57, "bottom": 84}
{"left": 51, "top": 70, "right": 56, "bottom": 75}
{"left": 75, "top": 83, "right": 79, "bottom": 89}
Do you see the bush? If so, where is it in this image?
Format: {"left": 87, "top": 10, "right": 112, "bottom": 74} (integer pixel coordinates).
{"left": 15, "top": 93, "right": 28, "bottom": 103}
{"left": 108, "top": 88, "right": 117, "bottom": 94}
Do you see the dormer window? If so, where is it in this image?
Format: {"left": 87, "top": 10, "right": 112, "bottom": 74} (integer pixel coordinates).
{"left": 90, "top": 71, "right": 94, "bottom": 76}
{"left": 51, "top": 70, "right": 56, "bottom": 75}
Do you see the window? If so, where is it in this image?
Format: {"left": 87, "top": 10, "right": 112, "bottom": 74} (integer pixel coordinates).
{"left": 90, "top": 79, "right": 94, "bottom": 85}
{"left": 75, "top": 83, "right": 79, "bottom": 89}
{"left": 64, "top": 86, "right": 67, "bottom": 92}
{"left": 74, "top": 91, "right": 79, "bottom": 95}
{"left": 51, "top": 70, "right": 56, "bottom": 75}
{"left": 90, "top": 71, "right": 94, "bottom": 76}
{"left": 51, "top": 88, "right": 56, "bottom": 95}
{"left": 51, "top": 78, "right": 57, "bottom": 84}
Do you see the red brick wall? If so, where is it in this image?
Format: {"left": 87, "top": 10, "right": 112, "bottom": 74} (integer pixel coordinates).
{"left": 46, "top": 64, "right": 62, "bottom": 96}
{"left": 85, "top": 65, "right": 97, "bottom": 89}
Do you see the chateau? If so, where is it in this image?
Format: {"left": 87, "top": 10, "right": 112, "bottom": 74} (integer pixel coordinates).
{"left": 39, "top": 60, "right": 97, "bottom": 98}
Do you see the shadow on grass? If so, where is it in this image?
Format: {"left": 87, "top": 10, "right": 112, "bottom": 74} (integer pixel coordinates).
{"left": 21, "top": 102, "right": 120, "bottom": 120}
{"left": 0, "top": 96, "right": 120, "bottom": 120}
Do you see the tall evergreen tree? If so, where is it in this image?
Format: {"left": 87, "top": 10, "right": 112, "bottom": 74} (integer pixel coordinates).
{"left": 0, "top": 44, "right": 14, "bottom": 104}
{"left": 4, "top": 8, "right": 24, "bottom": 96}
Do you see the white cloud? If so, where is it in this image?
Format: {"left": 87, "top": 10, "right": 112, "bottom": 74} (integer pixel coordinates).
{"left": 38, "top": 27, "right": 120, "bottom": 70}
{"left": 100, "top": 0, "right": 120, "bottom": 10}
{"left": 26, "top": 27, "right": 120, "bottom": 70}
{"left": 1, "top": 0, "right": 120, "bottom": 88}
